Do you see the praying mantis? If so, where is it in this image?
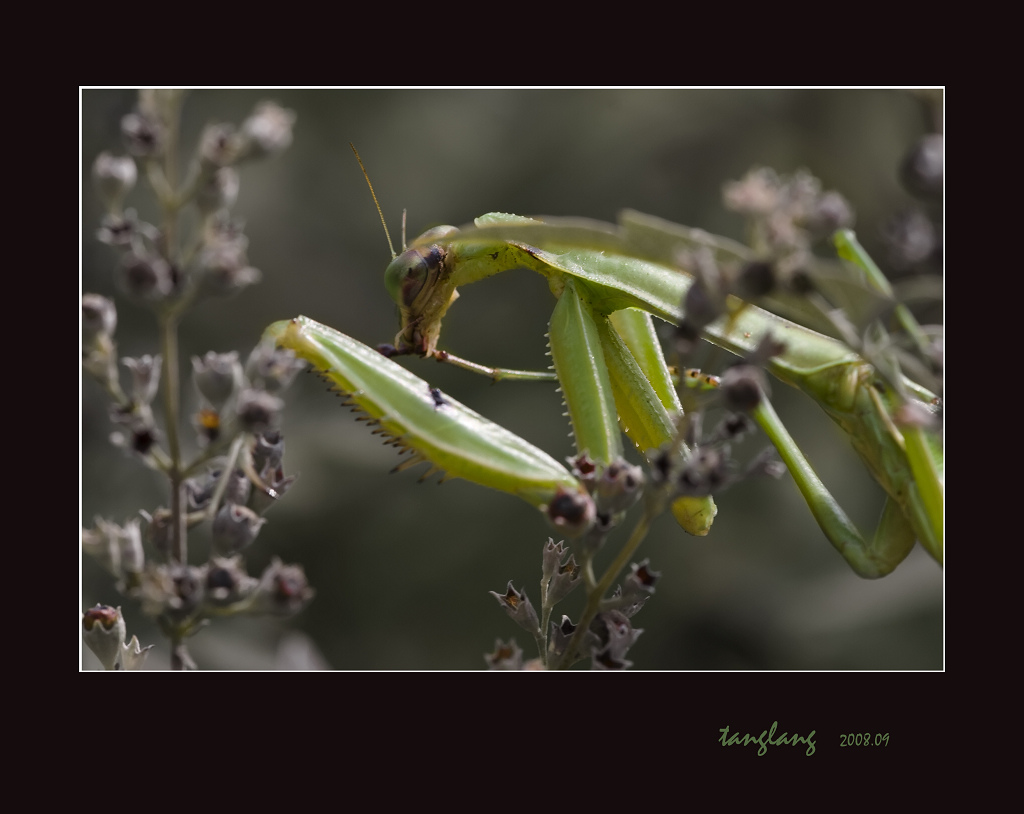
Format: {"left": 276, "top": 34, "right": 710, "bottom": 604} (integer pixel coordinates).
{"left": 264, "top": 194, "right": 942, "bottom": 581}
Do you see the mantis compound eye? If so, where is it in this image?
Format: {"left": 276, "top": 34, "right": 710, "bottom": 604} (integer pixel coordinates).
{"left": 384, "top": 246, "right": 446, "bottom": 308}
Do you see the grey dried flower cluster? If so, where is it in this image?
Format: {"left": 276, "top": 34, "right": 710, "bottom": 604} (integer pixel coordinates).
{"left": 82, "top": 91, "right": 310, "bottom": 670}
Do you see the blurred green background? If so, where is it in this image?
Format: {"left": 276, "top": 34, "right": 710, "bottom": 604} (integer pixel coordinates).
{"left": 81, "top": 88, "right": 942, "bottom": 669}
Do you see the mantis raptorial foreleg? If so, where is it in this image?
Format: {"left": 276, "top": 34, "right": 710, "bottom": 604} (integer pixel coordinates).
{"left": 547, "top": 278, "right": 623, "bottom": 469}
{"left": 548, "top": 280, "right": 718, "bottom": 535}
{"left": 264, "top": 317, "right": 597, "bottom": 536}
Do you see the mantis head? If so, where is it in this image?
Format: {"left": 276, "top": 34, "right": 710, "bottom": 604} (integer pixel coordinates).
{"left": 383, "top": 226, "right": 461, "bottom": 358}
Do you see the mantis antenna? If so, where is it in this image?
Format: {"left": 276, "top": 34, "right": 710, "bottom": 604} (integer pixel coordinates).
{"left": 350, "top": 143, "right": 397, "bottom": 259}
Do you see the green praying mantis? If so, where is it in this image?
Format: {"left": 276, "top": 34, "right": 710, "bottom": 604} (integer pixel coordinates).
{"left": 263, "top": 187, "right": 943, "bottom": 581}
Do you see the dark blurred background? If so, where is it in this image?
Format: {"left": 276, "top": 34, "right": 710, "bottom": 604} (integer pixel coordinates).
{"left": 81, "top": 88, "right": 942, "bottom": 669}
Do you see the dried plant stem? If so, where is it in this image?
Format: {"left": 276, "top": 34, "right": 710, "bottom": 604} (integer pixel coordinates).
{"left": 556, "top": 495, "right": 661, "bottom": 669}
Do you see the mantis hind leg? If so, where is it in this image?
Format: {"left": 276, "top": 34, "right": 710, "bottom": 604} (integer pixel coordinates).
{"left": 751, "top": 395, "right": 916, "bottom": 579}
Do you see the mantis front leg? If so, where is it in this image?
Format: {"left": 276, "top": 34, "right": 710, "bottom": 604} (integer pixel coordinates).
{"left": 265, "top": 317, "right": 596, "bottom": 535}
{"left": 548, "top": 279, "right": 718, "bottom": 536}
